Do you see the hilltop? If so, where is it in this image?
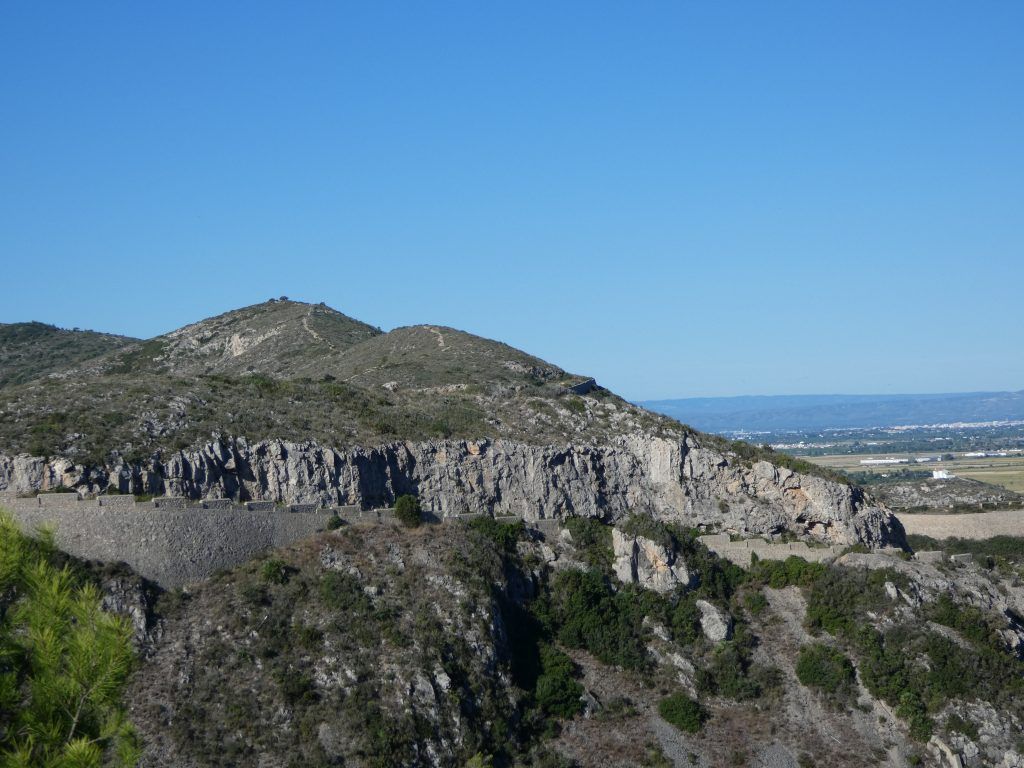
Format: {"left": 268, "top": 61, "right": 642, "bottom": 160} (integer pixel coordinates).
{"left": 0, "top": 299, "right": 678, "bottom": 463}
{"left": 97, "top": 299, "right": 383, "bottom": 379}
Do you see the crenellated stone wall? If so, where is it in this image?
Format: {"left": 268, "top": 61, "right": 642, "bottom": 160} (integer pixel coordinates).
{"left": 696, "top": 532, "right": 844, "bottom": 565}
{"left": 2, "top": 489, "right": 861, "bottom": 589}
{"left": 0, "top": 492, "right": 521, "bottom": 588}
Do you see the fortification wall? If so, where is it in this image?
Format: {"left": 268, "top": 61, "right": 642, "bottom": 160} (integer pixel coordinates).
{"left": 697, "top": 533, "right": 844, "bottom": 566}
{"left": 897, "top": 509, "right": 1024, "bottom": 540}
{"left": 6, "top": 505, "right": 326, "bottom": 588}
{"left": 0, "top": 493, "right": 507, "bottom": 587}
{"left": 1, "top": 491, "right": 857, "bottom": 589}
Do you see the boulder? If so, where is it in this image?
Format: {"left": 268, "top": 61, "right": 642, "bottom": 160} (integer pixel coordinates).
{"left": 612, "top": 527, "right": 694, "bottom": 593}
{"left": 695, "top": 599, "right": 733, "bottom": 642}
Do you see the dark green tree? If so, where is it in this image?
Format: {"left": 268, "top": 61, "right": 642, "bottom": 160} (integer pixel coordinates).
{"left": 0, "top": 513, "right": 140, "bottom": 767}
{"left": 394, "top": 494, "right": 422, "bottom": 528}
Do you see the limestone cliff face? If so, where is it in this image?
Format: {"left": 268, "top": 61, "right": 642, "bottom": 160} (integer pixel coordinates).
{"left": 611, "top": 527, "right": 695, "bottom": 593}
{"left": 0, "top": 433, "right": 904, "bottom": 547}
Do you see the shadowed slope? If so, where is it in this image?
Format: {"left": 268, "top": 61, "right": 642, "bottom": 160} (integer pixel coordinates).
{"left": 0, "top": 321, "right": 137, "bottom": 387}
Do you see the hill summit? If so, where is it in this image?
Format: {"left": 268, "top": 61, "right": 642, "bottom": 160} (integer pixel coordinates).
{"left": 0, "top": 299, "right": 665, "bottom": 462}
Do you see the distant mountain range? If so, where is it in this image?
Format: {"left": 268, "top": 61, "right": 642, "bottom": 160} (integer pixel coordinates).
{"left": 639, "top": 390, "right": 1024, "bottom": 433}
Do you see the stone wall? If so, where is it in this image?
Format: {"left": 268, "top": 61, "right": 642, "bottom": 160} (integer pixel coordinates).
{"left": 0, "top": 490, "right": 869, "bottom": 589}
{"left": 0, "top": 493, "right": 490, "bottom": 588}
{"left": 7, "top": 505, "right": 327, "bottom": 588}
{"left": 1, "top": 494, "right": 392, "bottom": 588}
{"left": 697, "top": 533, "right": 844, "bottom": 566}
{"left": 897, "top": 510, "right": 1024, "bottom": 540}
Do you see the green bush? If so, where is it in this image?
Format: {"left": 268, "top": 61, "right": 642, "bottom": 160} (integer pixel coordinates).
{"left": 804, "top": 567, "right": 897, "bottom": 636}
{"left": 395, "top": 494, "right": 422, "bottom": 528}
{"left": 548, "top": 569, "right": 649, "bottom": 671}
{"left": 795, "top": 643, "right": 856, "bottom": 696}
{"left": 261, "top": 557, "right": 294, "bottom": 584}
{"left": 860, "top": 622, "right": 1024, "bottom": 740}
{"left": 694, "top": 624, "right": 763, "bottom": 700}
{"left": 618, "top": 514, "right": 675, "bottom": 552}
{"left": 467, "top": 516, "right": 524, "bottom": 554}
{"left": 533, "top": 646, "right": 583, "bottom": 719}
{"left": 750, "top": 555, "right": 826, "bottom": 589}
{"left": 326, "top": 513, "right": 344, "bottom": 530}
{"left": 563, "top": 517, "right": 613, "bottom": 570}
{"left": 668, "top": 594, "right": 702, "bottom": 645}
{"left": 658, "top": 694, "right": 707, "bottom": 734}
{"left": 319, "top": 571, "right": 373, "bottom": 614}
{"left": 926, "top": 594, "right": 999, "bottom": 647}
{"left": 743, "top": 590, "right": 768, "bottom": 616}
{"left": 944, "top": 713, "right": 979, "bottom": 741}
{"left": 0, "top": 513, "right": 140, "bottom": 767}
{"left": 564, "top": 396, "right": 586, "bottom": 414}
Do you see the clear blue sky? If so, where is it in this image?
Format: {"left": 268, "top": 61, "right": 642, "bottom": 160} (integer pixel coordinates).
{"left": 2, "top": 2, "right": 1021, "bottom": 400}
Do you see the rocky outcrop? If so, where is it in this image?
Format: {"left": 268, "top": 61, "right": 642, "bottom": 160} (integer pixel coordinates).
{"left": 837, "top": 551, "right": 1024, "bottom": 657}
{"left": 695, "top": 599, "right": 733, "bottom": 642}
{"left": 612, "top": 527, "right": 694, "bottom": 593}
{"left": 0, "top": 433, "right": 906, "bottom": 547}
{"left": 870, "top": 476, "right": 1023, "bottom": 513}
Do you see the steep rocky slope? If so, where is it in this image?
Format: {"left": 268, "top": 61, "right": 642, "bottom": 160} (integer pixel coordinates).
{"left": 127, "top": 522, "right": 530, "bottom": 768}
{"left": 110, "top": 517, "right": 1024, "bottom": 768}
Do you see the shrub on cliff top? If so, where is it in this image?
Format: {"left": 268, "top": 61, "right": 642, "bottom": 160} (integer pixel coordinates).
{"left": 395, "top": 494, "right": 422, "bottom": 528}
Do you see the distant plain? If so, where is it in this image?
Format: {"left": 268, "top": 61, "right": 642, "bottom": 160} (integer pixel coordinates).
{"left": 805, "top": 453, "right": 1024, "bottom": 494}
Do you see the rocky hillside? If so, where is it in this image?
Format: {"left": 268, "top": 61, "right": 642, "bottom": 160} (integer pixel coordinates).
{"left": 0, "top": 299, "right": 673, "bottom": 459}
{"left": 0, "top": 320, "right": 136, "bottom": 387}
{"left": 851, "top": 472, "right": 1024, "bottom": 514}
{"left": 0, "top": 299, "right": 903, "bottom": 546}
{"left": 108, "top": 516, "right": 1024, "bottom": 767}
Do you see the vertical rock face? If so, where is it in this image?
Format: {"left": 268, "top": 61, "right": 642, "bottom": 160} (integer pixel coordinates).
{"left": 611, "top": 527, "right": 695, "bottom": 593}
{"left": 0, "top": 432, "right": 906, "bottom": 547}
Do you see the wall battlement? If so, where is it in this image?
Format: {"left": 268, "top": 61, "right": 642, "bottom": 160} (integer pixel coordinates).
{"left": 697, "top": 533, "right": 844, "bottom": 565}
{"left": 1, "top": 492, "right": 851, "bottom": 588}
{"left": 0, "top": 493, "right": 521, "bottom": 587}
